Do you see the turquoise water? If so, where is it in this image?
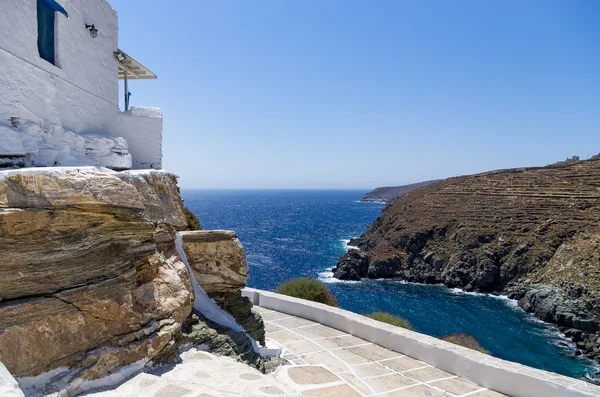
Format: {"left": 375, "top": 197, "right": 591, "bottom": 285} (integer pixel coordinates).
{"left": 182, "top": 189, "right": 597, "bottom": 380}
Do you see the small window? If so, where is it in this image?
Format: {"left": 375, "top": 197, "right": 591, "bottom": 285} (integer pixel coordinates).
{"left": 37, "top": 0, "right": 56, "bottom": 65}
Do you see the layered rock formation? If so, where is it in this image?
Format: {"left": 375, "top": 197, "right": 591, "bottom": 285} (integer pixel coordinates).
{"left": 0, "top": 167, "right": 194, "bottom": 394}
{"left": 361, "top": 180, "right": 441, "bottom": 203}
{"left": 335, "top": 158, "right": 600, "bottom": 363}
{"left": 0, "top": 167, "right": 274, "bottom": 396}
{"left": 181, "top": 230, "right": 265, "bottom": 345}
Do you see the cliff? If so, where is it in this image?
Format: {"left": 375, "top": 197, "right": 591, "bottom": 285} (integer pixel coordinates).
{"left": 335, "top": 158, "right": 600, "bottom": 362}
{"left": 361, "top": 180, "right": 442, "bottom": 203}
{"left": 0, "top": 167, "right": 271, "bottom": 396}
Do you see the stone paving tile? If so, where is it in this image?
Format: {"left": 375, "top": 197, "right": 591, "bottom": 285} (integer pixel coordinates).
{"left": 428, "top": 377, "right": 482, "bottom": 395}
{"left": 402, "top": 366, "right": 454, "bottom": 382}
{"left": 272, "top": 316, "right": 319, "bottom": 329}
{"left": 285, "top": 340, "right": 324, "bottom": 356}
{"left": 287, "top": 366, "right": 341, "bottom": 385}
{"left": 338, "top": 373, "right": 374, "bottom": 395}
{"left": 343, "top": 362, "right": 394, "bottom": 378}
{"left": 155, "top": 384, "right": 193, "bottom": 397}
{"left": 301, "top": 384, "right": 363, "bottom": 397}
{"left": 293, "top": 323, "right": 347, "bottom": 338}
{"left": 280, "top": 352, "right": 299, "bottom": 360}
{"left": 330, "top": 347, "right": 375, "bottom": 366}
{"left": 317, "top": 335, "right": 369, "bottom": 349}
{"left": 383, "top": 384, "right": 447, "bottom": 396}
{"left": 255, "top": 310, "right": 291, "bottom": 322}
{"left": 379, "top": 356, "right": 427, "bottom": 372}
{"left": 258, "top": 385, "right": 287, "bottom": 395}
{"left": 266, "top": 329, "right": 307, "bottom": 344}
{"left": 264, "top": 322, "right": 285, "bottom": 333}
{"left": 302, "top": 351, "right": 351, "bottom": 373}
{"left": 363, "top": 373, "right": 419, "bottom": 393}
{"left": 346, "top": 344, "right": 404, "bottom": 362}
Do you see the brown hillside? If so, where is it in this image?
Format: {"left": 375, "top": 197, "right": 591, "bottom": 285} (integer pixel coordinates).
{"left": 335, "top": 157, "right": 600, "bottom": 362}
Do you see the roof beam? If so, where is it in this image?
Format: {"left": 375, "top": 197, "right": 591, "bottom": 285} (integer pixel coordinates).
{"left": 118, "top": 62, "right": 140, "bottom": 78}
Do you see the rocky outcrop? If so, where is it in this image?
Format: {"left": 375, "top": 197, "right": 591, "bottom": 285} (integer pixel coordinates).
{"left": 178, "top": 312, "right": 285, "bottom": 374}
{"left": 337, "top": 158, "right": 600, "bottom": 363}
{"left": 332, "top": 250, "right": 369, "bottom": 280}
{"left": 0, "top": 167, "right": 274, "bottom": 396}
{"left": 361, "top": 180, "right": 442, "bottom": 203}
{"left": 181, "top": 230, "right": 265, "bottom": 345}
{"left": 0, "top": 167, "right": 194, "bottom": 394}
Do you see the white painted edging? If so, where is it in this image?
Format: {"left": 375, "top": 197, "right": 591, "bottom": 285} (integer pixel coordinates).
{"left": 175, "top": 237, "right": 280, "bottom": 358}
{"left": 243, "top": 288, "right": 600, "bottom": 397}
{"left": 0, "top": 362, "right": 23, "bottom": 397}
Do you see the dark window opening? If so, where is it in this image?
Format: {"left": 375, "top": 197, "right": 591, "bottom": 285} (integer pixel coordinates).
{"left": 37, "top": 0, "right": 56, "bottom": 65}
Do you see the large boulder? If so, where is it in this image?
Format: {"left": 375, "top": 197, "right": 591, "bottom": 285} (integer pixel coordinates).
{"left": 180, "top": 230, "right": 265, "bottom": 344}
{"left": 333, "top": 250, "right": 369, "bottom": 280}
{"left": 180, "top": 230, "right": 248, "bottom": 295}
{"left": 367, "top": 257, "right": 401, "bottom": 279}
{"left": 0, "top": 168, "right": 193, "bottom": 394}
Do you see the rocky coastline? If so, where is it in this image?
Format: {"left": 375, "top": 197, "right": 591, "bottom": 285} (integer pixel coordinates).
{"left": 334, "top": 158, "right": 600, "bottom": 373}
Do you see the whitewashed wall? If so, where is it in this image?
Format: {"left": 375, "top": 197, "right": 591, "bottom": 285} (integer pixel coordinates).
{"left": 0, "top": 0, "right": 162, "bottom": 170}
{"left": 0, "top": 0, "right": 118, "bottom": 132}
{"left": 113, "top": 107, "right": 163, "bottom": 169}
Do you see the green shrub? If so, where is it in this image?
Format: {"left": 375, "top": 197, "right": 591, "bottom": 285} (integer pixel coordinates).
{"left": 366, "top": 312, "right": 414, "bottom": 330}
{"left": 184, "top": 207, "right": 202, "bottom": 230}
{"left": 441, "top": 333, "right": 489, "bottom": 354}
{"left": 275, "top": 278, "right": 338, "bottom": 307}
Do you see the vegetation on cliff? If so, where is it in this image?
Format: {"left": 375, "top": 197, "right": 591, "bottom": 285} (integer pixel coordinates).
{"left": 335, "top": 157, "right": 600, "bottom": 362}
{"left": 275, "top": 278, "right": 338, "bottom": 307}
{"left": 441, "top": 333, "right": 490, "bottom": 354}
{"left": 366, "top": 312, "right": 413, "bottom": 330}
{"left": 184, "top": 207, "right": 202, "bottom": 230}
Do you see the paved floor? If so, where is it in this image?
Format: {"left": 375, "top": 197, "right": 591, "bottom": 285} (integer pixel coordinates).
{"left": 85, "top": 307, "right": 509, "bottom": 397}
{"left": 258, "top": 306, "right": 507, "bottom": 397}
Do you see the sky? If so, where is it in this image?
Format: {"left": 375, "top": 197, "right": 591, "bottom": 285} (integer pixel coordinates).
{"left": 111, "top": 0, "right": 600, "bottom": 189}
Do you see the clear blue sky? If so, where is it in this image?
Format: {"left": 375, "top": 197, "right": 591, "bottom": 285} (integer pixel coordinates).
{"left": 111, "top": 0, "right": 599, "bottom": 189}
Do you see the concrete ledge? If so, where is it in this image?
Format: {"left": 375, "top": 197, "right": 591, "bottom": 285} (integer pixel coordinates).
{"left": 243, "top": 288, "right": 600, "bottom": 397}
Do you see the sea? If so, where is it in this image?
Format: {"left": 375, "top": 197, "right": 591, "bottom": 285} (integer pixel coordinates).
{"left": 182, "top": 189, "right": 598, "bottom": 381}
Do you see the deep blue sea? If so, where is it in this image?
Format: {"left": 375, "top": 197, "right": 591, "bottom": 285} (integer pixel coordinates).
{"left": 182, "top": 189, "right": 598, "bottom": 381}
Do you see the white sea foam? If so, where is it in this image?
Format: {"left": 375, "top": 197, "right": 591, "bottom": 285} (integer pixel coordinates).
{"left": 318, "top": 270, "right": 360, "bottom": 284}
{"left": 450, "top": 287, "right": 515, "bottom": 303}
{"left": 448, "top": 287, "right": 585, "bottom": 348}
{"left": 341, "top": 238, "right": 360, "bottom": 251}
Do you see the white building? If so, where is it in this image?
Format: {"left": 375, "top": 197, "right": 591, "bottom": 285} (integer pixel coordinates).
{"left": 0, "top": 0, "right": 163, "bottom": 170}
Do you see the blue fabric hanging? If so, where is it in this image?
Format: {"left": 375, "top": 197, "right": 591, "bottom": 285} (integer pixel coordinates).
{"left": 38, "top": 0, "right": 56, "bottom": 64}
{"left": 40, "top": 0, "right": 68, "bottom": 17}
